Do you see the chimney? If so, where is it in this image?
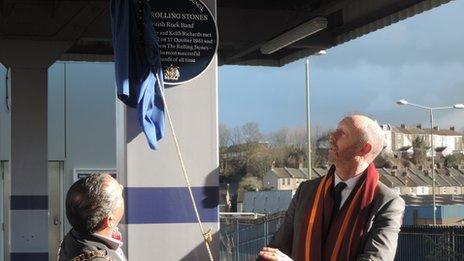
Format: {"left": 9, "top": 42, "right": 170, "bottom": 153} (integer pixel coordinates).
{"left": 418, "top": 165, "right": 423, "bottom": 171}
{"left": 416, "top": 124, "right": 422, "bottom": 129}
{"left": 450, "top": 126, "right": 455, "bottom": 131}
{"left": 402, "top": 171, "right": 408, "bottom": 177}
{"left": 391, "top": 170, "right": 397, "bottom": 176}
{"left": 401, "top": 124, "right": 406, "bottom": 128}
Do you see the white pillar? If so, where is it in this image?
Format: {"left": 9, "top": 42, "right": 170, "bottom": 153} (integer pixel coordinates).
{"left": 116, "top": 1, "right": 219, "bottom": 259}
{"left": 9, "top": 67, "right": 49, "bottom": 261}
{"left": 0, "top": 40, "right": 71, "bottom": 261}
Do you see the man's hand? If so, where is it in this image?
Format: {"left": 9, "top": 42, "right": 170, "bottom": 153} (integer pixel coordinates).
{"left": 258, "top": 247, "right": 293, "bottom": 261}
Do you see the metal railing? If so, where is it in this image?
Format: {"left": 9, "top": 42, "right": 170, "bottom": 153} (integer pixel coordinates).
{"left": 220, "top": 213, "right": 284, "bottom": 261}
{"left": 220, "top": 212, "right": 464, "bottom": 261}
{"left": 398, "top": 226, "right": 464, "bottom": 260}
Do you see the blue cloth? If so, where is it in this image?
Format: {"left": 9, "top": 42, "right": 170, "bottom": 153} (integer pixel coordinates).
{"left": 111, "top": 0, "right": 165, "bottom": 150}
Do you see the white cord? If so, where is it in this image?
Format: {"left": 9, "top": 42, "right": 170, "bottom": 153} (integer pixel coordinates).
{"left": 155, "top": 73, "right": 214, "bottom": 261}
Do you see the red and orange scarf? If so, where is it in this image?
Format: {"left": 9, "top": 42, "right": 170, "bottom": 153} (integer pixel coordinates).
{"left": 298, "top": 163, "right": 379, "bottom": 261}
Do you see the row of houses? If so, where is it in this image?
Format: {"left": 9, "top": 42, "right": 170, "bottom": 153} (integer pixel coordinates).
{"left": 381, "top": 124, "right": 463, "bottom": 156}
{"left": 262, "top": 165, "right": 464, "bottom": 196}
{"left": 317, "top": 124, "right": 464, "bottom": 157}
{"left": 237, "top": 166, "right": 464, "bottom": 225}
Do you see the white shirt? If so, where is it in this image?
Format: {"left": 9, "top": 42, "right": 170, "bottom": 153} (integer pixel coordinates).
{"left": 334, "top": 171, "right": 364, "bottom": 209}
{"left": 93, "top": 232, "right": 126, "bottom": 261}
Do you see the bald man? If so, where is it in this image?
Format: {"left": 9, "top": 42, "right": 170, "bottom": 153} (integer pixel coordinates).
{"left": 258, "top": 115, "right": 405, "bottom": 261}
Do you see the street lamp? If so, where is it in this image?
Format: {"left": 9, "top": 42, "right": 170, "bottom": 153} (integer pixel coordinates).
{"left": 306, "top": 50, "right": 326, "bottom": 180}
{"left": 396, "top": 99, "right": 464, "bottom": 225}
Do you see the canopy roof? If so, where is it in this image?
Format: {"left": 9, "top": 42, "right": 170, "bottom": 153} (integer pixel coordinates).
{"left": 0, "top": 0, "right": 451, "bottom": 66}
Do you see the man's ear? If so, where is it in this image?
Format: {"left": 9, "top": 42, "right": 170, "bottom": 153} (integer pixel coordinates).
{"left": 101, "top": 216, "right": 111, "bottom": 229}
{"left": 359, "top": 143, "right": 372, "bottom": 157}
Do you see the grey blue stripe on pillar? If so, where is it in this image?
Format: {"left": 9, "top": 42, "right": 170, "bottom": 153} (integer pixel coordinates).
{"left": 10, "top": 195, "right": 49, "bottom": 261}
{"left": 10, "top": 195, "right": 48, "bottom": 210}
{"left": 124, "top": 186, "right": 218, "bottom": 224}
{"left": 11, "top": 253, "right": 48, "bottom": 261}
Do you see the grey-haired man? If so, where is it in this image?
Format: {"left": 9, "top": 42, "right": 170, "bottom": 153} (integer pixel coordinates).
{"left": 58, "top": 173, "right": 126, "bottom": 261}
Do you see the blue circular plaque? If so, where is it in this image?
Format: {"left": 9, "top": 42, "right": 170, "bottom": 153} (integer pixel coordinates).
{"left": 150, "top": 0, "right": 218, "bottom": 85}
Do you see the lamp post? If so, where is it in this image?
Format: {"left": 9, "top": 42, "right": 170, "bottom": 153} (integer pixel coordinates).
{"left": 306, "top": 50, "right": 326, "bottom": 180}
{"left": 396, "top": 99, "right": 464, "bottom": 225}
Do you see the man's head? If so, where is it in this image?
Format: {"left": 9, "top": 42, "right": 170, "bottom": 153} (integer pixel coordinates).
{"left": 328, "top": 115, "right": 384, "bottom": 168}
{"left": 65, "top": 173, "right": 124, "bottom": 235}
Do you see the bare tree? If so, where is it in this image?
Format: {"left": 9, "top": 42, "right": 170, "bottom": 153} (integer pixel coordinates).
{"left": 219, "top": 123, "right": 232, "bottom": 148}
{"left": 241, "top": 122, "right": 262, "bottom": 143}
{"left": 288, "top": 126, "right": 307, "bottom": 148}
{"left": 231, "top": 126, "right": 243, "bottom": 145}
{"left": 269, "top": 126, "right": 307, "bottom": 146}
{"left": 269, "top": 127, "right": 290, "bottom": 147}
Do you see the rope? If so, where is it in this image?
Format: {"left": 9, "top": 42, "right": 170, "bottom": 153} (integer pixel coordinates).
{"left": 155, "top": 73, "right": 214, "bottom": 261}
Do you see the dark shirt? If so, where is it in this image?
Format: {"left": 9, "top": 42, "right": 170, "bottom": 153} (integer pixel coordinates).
{"left": 58, "top": 229, "right": 124, "bottom": 261}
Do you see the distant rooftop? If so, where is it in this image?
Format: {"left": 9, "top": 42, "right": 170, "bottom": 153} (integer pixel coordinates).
{"left": 382, "top": 124, "right": 464, "bottom": 136}
{"left": 273, "top": 165, "right": 464, "bottom": 188}
{"left": 402, "top": 194, "right": 464, "bottom": 206}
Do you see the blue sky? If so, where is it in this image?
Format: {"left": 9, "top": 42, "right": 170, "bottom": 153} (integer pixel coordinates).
{"left": 218, "top": 1, "right": 464, "bottom": 134}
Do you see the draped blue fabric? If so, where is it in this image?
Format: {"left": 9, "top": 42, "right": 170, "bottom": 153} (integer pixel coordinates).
{"left": 111, "top": 0, "right": 165, "bottom": 150}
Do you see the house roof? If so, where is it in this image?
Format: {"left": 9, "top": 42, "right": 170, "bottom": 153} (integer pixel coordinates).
{"left": 222, "top": 141, "right": 270, "bottom": 153}
{"left": 286, "top": 168, "right": 308, "bottom": 179}
{"left": 409, "top": 168, "right": 433, "bottom": 186}
{"left": 401, "top": 194, "right": 464, "bottom": 206}
{"left": 265, "top": 166, "right": 464, "bottom": 188}
{"left": 423, "top": 128, "right": 464, "bottom": 136}
{"left": 311, "top": 167, "right": 328, "bottom": 179}
{"left": 435, "top": 168, "right": 461, "bottom": 186}
{"left": 389, "top": 125, "right": 464, "bottom": 137}
{"left": 269, "top": 167, "right": 307, "bottom": 179}
{"left": 449, "top": 168, "right": 464, "bottom": 184}
{"left": 391, "top": 126, "right": 428, "bottom": 135}
{"left": 383, "top": 167, "right": 464, "bottom": 188}
{"left": 378, "top": 168, "right": 406, "bottom": 187}
{"left": 404, "top": 169, "right": 429, "bottom": 186}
